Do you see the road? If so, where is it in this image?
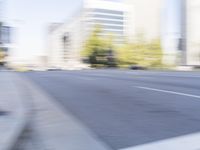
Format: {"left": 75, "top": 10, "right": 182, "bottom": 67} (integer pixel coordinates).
{"left": 24, "top": 70, "right": 200, "bottom": 150}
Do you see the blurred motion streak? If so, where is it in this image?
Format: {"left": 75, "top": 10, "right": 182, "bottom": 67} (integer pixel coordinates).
{"left": 1, "top": 0, "right": 200, "bottom": 150}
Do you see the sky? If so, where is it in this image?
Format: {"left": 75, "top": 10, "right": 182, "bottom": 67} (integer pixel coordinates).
{"left": 3, "top": 0, "right": 180, "bottom": 62}
{"left": 4, "top": 0, "right": 82, "bottom": 61}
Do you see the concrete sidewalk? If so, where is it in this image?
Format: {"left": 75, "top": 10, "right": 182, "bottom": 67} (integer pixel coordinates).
{"left": 16, "top": 74, "right": 112, "bottom": 150}
{"left": 0, "top": 72, "right": 30, "bottom": 150}
{"left": 0, "top": 71, "right": 111, "bottom": 150}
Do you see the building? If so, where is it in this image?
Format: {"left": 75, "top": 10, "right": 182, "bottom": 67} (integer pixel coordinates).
{"left": 124, "top": 0, "right": 178, "bottom": 65}
{"left": 49, "top": 0, "right": 198, "bottom": 68}
{"left": 186, "top": 0, "right": 200, "bottom": 66}
{"left": 83, "top": 0, "right": 128, "bottom": 43}
{"left": 124, "top": 0, "right": 187, "bottom": 66}
{"left": 0, "top": 23, "right": 11, "bottom": 66}
{"left": 47, "top": 16, "right": 86, "bottom": 69}
{"left": 124, "top": 0, "right": 162, "bottom": 41}
{"left": 47, "top": 0, "right": 129, "bottom": 69}
{"left": 165, "top": 0, "right": 200, "bottom": 66}
{"left": 161, "top": 0, "right": 185, "bottom": 66}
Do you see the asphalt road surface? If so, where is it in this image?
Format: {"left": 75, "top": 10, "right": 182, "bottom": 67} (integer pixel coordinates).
{"left": 24, "top": 70, "right": 200, "bottom": 150}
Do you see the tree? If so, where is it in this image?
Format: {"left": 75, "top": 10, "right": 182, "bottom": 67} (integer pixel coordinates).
{"left": 116, "top": 36, "right": 163, "bottom": 68}
{"left": 145, "top": 39, "right": 163, "bottom": 67}
{"left": 0, "top": 48, "right": 6, "bottom": 66}
{"left": 81, "top": 26, "right": 116, "bottom": 67}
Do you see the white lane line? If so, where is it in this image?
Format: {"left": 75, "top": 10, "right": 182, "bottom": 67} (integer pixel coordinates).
{"left": 125, "top": 72, "right": 200, "bottom": 78}
{"left": 135, "top": 86, "right": 200, "bottom": 99}
{"left": 151, "top": 75, "right": 200, "bottom": 78}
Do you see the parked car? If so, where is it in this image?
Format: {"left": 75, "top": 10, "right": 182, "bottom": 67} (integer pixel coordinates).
{"left": 129, "top": 65, "right": 147, "bottom": 70}
{"left": 47, "top": 67, "right": 62, "bottom": 71}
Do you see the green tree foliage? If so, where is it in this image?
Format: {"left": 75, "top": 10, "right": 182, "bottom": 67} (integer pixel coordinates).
{"left": 82, "top": 29, "right": 163, "bottom": 68}
{"left": 116, "top": 37, "right": 163, "bottom": 68}
{"left": 0, "top": 48, "right": 6, "bottom": 65}
{"left": 81, "top": 26, "right": 116, "bottom": 67}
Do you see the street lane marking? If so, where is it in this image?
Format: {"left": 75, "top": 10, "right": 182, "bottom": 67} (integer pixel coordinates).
{"left": 135, "top": 86, "right": 200, "bottom": 99}
{"left": 125, "top": 72, "right": 200, "bottom": 78}
{"left": 149, "top": 75, "right": 200, "bottom": 78}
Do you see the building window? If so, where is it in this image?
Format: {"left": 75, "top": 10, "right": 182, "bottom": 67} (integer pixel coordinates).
{"left": 62, "top": 33, "right": 70, "bottom": 61}
{"left": 93, "top": 19, "right": 124, "bottom": 25}
{"left": 93, "top": 14, "right": 124, "bottom": 20}
{"left": 93, "top": 8, "right": 124, "bottom": 15}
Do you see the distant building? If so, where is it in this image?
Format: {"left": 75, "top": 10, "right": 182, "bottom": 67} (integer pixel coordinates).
{"left": 47, "top": 0, "right": 129, "bottom": 69}
{"left": 83, "top": 0, "right": 127, "bottom": 43}
{"left": 161, "top": 0, "right": 185, "bottom": 66}
{"left": 124, "top": 0, "right": 188, "bottom": 66}
{"left": 0, "top": 24, "right": 11, "bottom": 66}
{"left": 186, "top": 0, "right": 200, "bottom": 66}
{"left": 124, "top": 0, "right": 162, "bottom": 41}
{"left": 49, "top": 0, "right": 200, "bottom": 68}
{"left": 124, "top": 0, "right": 178, "bottom": 65}
{"left": 165, "top": 0, "right": 200, "bottom": 66}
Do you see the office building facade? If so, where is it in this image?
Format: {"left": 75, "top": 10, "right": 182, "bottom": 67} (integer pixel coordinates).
{"left": 49, "top": 0, "right": 200, "bottom": 68}
{"left": 0, "top": 23, "right": 11, "bottom": 66}
{"left": 47, "top": 0, "right": 129, "bottom": 69}
{"left": 124, "top": 0, "right": 177, "bottom": 65}
{"left": 124, "top": 0, "right": 162, "bottom": 41}
{"left": 186, "top": 0, "right": 200, "bottom": 66}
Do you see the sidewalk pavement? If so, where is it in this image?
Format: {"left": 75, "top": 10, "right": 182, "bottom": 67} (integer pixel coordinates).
{"left": 0, "top": 72, "right": 30, "bottom": 150}
{"left": 0, "top": 71, "right": 112, "bottom": 150}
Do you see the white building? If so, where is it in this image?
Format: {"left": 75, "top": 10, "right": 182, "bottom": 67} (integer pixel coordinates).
{"left": 161, "top": 0, "right": 185, "bottom": 66}
{"left": 124, "top": 0, "right": 177, "bottom": 65}
{"left": 186, "top": 0, "right": 200, "bottom": 66}
{"left": 48, "top": 0, "right": 129, "bottom": 69}
{"left": 124, "top": 0, "right": 162, "bottom": 41}
{"left": 124, "top": 0, "right": 186, "bottom": 66}
{"left": 0, "top": 25, "right": 12, "bottom": 66}
{"left": 49, "top": 0, "right": 197, "bottom": 68}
